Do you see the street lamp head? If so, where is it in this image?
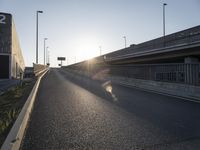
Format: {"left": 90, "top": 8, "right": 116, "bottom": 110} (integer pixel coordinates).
{"left": 163, "top": 3, "right": 167, "bottom": 6}
{"left": 44, "top": 38, "right": 48, "bottom": 40}
{"left": 37, "top": 10, "right": 43, "bottom": 13}
{"left": 46, "top": 46, "right": 49, "bottom": 51}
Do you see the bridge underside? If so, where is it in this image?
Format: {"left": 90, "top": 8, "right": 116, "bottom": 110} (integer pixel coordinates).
{"left": 106, "top": 44, "right": 200, "bottom": 65}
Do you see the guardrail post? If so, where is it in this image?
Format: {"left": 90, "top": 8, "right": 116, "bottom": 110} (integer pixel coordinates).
{"left": 184, "top": 57, "right": 199, "bottom": 85}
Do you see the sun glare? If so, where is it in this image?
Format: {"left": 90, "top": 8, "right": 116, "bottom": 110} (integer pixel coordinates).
{"left": 77, "top": 36, "right": 100, "bottom": 61}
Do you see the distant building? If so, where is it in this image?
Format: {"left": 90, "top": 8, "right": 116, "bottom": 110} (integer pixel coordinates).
{"left": 0, "top": 12, "right": 25, "bottom": 79}
{"left": 24, "top": 67, "right": 34, "bottom": 78}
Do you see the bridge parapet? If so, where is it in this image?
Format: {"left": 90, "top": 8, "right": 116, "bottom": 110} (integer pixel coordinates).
{"left": 105, "top": 25, "right": 200, "bottom": 61}
{"left": 63, "top": 63, "right": 200, "bottom": 86}
{"left": 33, "top": 63, "right": 48, "bottom": 76}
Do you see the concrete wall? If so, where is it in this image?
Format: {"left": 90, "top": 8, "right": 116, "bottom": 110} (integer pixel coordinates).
{"left": 11, "top": 19, "right": 25, "bottom": 78}
{"left": 109, "top": 76, "right": 200, "bottom": 101}
{"left": 0, "top": 12, "right": 12, "bottom": 54}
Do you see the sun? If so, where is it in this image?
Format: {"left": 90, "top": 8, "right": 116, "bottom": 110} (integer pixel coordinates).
{"left": 77, "top": 36, "right": 100, "bottom": 61}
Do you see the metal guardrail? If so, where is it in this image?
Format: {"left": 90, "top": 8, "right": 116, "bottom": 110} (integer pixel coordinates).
{"left": 109, "top": 63, "right": 200, "bottom": 86}
{"left": 66, "top": 63, "right": 200, "bottom": 86}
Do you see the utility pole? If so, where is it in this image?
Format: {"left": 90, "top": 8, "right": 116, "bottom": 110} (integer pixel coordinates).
{"left": 123, "top": 36, "right": 127, "bottom": 48}
{"left": 163, "top": 3, "right": 167, "bottom": 37}
{"left": 44, "top": 38, "right": 48, "bottom": 65}
{"left": 99, "top": 46, "right": 102, "bottom": 56}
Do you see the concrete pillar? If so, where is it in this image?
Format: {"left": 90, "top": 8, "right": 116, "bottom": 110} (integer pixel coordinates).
{"left": 184, "top": 57, "right": 199, "bottom": 85}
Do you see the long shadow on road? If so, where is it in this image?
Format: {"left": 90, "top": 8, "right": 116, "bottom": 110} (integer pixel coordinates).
{"left": 58, "top": 68, "right": 200, "bottom": 142}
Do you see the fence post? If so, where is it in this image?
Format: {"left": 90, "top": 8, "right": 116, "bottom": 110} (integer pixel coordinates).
{"left": 184, "top": 57, "right": 199, "bottom": 85}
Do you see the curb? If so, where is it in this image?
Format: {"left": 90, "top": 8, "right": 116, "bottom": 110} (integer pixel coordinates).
{"left": 115, "top": 81, "right": 200, "bottom": 104}
{"left": 1, "top": 69, "right": 49, "bottom": 150}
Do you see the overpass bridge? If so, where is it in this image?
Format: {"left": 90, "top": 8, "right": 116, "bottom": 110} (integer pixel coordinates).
{"left": 63, "top": 25, "right": 200, "bottom": 101}
{"left": 96, "top": 25, "right": 200, "bottom": 64}
{"left": 65, "top": 26, "right": 200, "bottom": 85}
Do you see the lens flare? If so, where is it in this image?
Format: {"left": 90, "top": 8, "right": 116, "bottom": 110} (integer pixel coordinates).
{"left": 102, "top": 81, "right": 118, "bottom": 101}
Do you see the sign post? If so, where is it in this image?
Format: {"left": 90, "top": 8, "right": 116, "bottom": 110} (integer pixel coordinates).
{"left": 57, "top": 57, "right": 66, "bottom": 67}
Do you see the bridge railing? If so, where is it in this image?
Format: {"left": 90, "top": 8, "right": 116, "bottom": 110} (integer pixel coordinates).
{"left": 133, "top": 26, "right": 200, "bottom": 52}
{"left": 109, "top": 63, "right": 200, "bottom": 86}
{"left": 64, "top": 63, "right": 200, "bottom": 86}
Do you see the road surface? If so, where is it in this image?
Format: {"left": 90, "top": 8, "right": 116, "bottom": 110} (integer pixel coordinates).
{"left": 20, "top": 68, "right": 200, "bottom": 149}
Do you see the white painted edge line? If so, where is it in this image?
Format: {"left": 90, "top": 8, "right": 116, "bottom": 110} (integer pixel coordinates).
{"left": 116, "top": 81, "right": 200, "bottom": 104}
{"left": 1, "top": 69, "right": 49, "bottom": 150}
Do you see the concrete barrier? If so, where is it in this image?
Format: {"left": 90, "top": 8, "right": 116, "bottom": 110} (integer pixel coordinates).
{"left": 109, "top": 76, "right": 200, "bottom": 102}
{"left": 33, "top": 63, "right": 48, "bottom": 76}
{"left": 1, "top": 69, "right": 49, "bottom": 150}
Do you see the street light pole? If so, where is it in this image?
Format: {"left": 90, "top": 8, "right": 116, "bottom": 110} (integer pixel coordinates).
{"left": 36, "top": 10, "right": 43, "bottom": 64}
{"left": 44, "top": 38, "right": 48, "bottom": 65}
{"left": 123, "top": 36, "right": 127, "bottom": 48}
{"left": 163, "top": 3, "right": 167, "bottom": 37}
{"left": 99, "top": 46, "right": 102, "bottom": 56}
{"left": 46, "top": 46, "right": 49, "bottom": 65}
{"left": 67, "top": 58, "right": 69, "bottom": 65}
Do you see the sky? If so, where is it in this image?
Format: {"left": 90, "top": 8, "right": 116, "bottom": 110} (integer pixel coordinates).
{"left": 0, "top": 0, "right": 200, "bottom": 67}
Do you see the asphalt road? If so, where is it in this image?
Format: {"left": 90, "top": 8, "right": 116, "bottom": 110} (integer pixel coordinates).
{"left": 20, "top": 68, "right": 200, "bottom": 150}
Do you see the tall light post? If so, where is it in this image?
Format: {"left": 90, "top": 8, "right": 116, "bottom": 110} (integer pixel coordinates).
{"left": 99, "top": 46, "right": 102, "bottom": 56}
{"left": 123, "top": 36, "right": 127, "bottom": 48}
{"left": 44, "top": 38, "right": 48, "bottom": 65}
{"left": 67, "top": 58, "right": 69, "bottom": 65}
{"left": 36, "top": 10, "right": 43, "bottom": 64}
{"left": 163, "top": 3, "right": 167, "bottom": 37}
{"left": 46, "top": 46, "right": 49, "bottom": 65}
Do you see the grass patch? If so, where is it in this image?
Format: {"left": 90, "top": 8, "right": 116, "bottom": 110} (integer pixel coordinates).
{"left": 0, "top": 80, "right": 35, "bottom": 147}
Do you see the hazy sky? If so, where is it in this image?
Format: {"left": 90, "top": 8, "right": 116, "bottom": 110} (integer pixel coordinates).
{"left": 0, "top": 0, "right": 200, "bottom": 67}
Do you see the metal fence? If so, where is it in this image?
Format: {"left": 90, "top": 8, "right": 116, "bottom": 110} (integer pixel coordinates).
{"left": 109, "top": 63, "right": 200, "bottom": 86}
{"left": 65, "top": 63, "right": 200, "bottom": 86}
